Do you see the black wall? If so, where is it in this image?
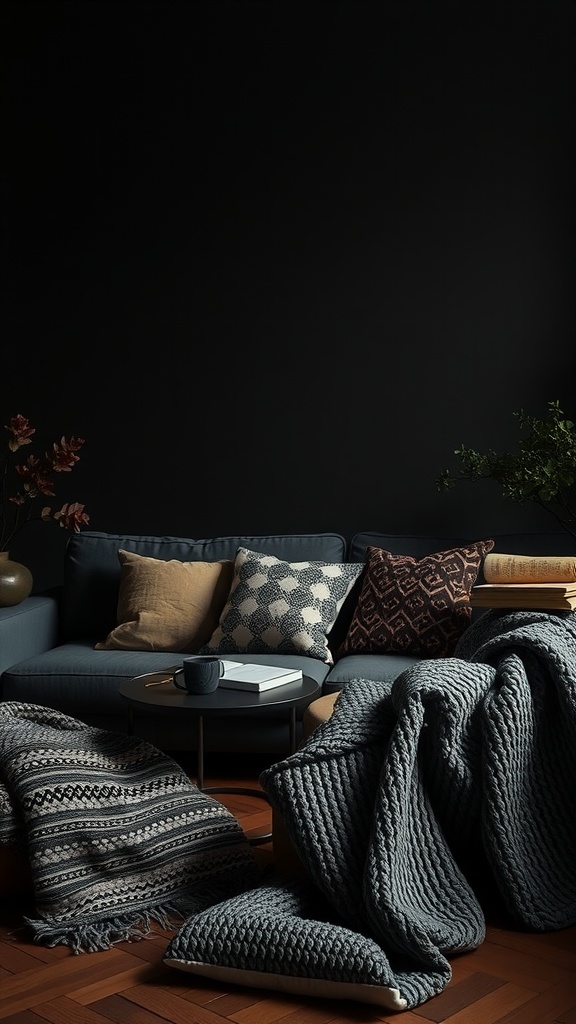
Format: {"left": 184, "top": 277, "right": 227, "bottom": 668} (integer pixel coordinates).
{"left": 2, "top": 0, "right": 575, "bottom": 590}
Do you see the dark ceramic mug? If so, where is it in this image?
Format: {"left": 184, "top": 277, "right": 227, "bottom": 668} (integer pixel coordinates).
{"left": 173, "top": 656, "right": 224, "bottom": 695}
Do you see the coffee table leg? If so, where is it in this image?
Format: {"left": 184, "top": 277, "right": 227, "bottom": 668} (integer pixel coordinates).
{"left": 197, "top": 711, "right": 271, "bottom": 845}
{"left": 289, "top": 706, "right": 296, "bottom": 752}
{"left": 196, "top": 714, "right": 204, "bottom": 790}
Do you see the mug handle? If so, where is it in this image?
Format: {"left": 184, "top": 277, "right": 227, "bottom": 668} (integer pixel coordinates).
{"left": 173, "top": 667, "right": 186, "bottom": 690}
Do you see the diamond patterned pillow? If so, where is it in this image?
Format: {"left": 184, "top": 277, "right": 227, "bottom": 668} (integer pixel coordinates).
{"left": 200, "top": 548, "right": 363, "bottom": 664}
{"left": 338, "top": 540, "right": 494, "bottom": 659}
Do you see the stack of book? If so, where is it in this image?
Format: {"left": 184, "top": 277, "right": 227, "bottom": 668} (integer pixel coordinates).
{"left": 471, "top": 553, "right": 576, "bottom": 610}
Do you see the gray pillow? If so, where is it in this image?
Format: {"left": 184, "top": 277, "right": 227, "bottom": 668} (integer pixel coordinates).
{"left": 163, "top": 881, "right": 409, "bottom": 1011}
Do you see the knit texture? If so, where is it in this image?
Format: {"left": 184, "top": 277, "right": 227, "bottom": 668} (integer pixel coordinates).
{"left": 164, "top": 880, "right": 411, "bottom": 1011}
{"left": 167, "top": 609, "right": 576, "bottom": 1011}
{"left": 0, "top": 702, "right": 259, "bottom": 952}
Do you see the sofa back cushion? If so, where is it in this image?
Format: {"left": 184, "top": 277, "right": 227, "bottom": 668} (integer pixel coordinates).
{"left": 62, "top": 531, "right": 347, "bottom": 642}
{"left": 349, "top": 531, "right": 576, "bottom": 563}
{"left": 482, "top": 532, "right": 576, "bottom": 556}
{"left": 348, "top": 533, "right": 474, "bottom": 562}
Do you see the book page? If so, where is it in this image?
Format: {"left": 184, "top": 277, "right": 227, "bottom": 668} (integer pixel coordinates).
{"left": 222, "top": 663, "right": 302, "bottom": 683}
{"left": 471, "top": 591, "right": 576, "bottom": 609}
{"left": 473, "top": 582, "right": 576, "bottom": 593}
{"left": 219, "top": 659, "right": 245, "bottom": 673}
{"left": 483, "top": 552, "right": 576, "bottom": 584}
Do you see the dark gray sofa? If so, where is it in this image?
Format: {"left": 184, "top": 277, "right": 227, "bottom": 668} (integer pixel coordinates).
{"left": 1, "top": 528, "right": 573, "bottom": 758}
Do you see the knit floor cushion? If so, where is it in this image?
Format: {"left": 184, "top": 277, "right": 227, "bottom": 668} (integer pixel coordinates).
{"left": 163, "top": 880, "right": 410, "bottom": 1011}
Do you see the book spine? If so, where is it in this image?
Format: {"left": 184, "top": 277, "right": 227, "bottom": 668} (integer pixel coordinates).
{"left": 220, "top": 681, "right": 283, "bottom": 692}
{"left": 220, "top": 683, "right": 260, "bottom": 691}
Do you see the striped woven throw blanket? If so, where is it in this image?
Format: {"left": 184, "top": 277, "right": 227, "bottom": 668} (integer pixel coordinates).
{"left": 0, "top": 702, "right": 259, "bottom": 952}
{"left": 166, "top": 609, "right": 576, "bottom": 1012}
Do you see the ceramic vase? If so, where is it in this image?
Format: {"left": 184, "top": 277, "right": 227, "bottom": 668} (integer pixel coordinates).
{"left": 0, "top": 551, "right": 33, "bottom": 607}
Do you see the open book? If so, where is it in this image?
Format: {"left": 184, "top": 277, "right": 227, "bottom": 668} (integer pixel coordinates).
{"left": 218, "top": 661, "right": 303, "bottom": 692}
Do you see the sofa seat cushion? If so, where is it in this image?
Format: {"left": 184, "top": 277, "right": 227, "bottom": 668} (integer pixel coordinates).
{"left": 325, "top": 652, "right": 421, "bottom": 691}
{"left": 1, "top": 644, "right": 330, "bottom": 716}
{"left": 201, "top": 548, "right": 363, "bottom": 665}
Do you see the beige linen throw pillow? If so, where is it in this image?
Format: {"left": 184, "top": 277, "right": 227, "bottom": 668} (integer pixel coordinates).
{"left": 95, "top": 549, "right": 234, "bottom": 652}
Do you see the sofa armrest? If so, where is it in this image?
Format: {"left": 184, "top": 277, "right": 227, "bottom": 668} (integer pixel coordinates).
{"left": 0, "top": 592, "right": 61, "bottom": 678}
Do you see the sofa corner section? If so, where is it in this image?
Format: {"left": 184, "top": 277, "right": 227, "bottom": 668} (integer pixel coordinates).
{"left": 0, "top": 593, "right": 61, "bottom": 683}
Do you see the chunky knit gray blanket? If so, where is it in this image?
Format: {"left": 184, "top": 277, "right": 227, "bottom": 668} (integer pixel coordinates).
{"left": 265, "top": 609, "right": 576, "bottom": 1004}
{"left": 0, "top": 703, "right": 259, "bottom": 952}
{"left": 165, "top": 610, "right": 576, "bottom": 1012}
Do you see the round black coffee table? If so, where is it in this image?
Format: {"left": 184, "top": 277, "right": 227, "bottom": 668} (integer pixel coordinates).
{"left": 119, "top": 672, "right": 321, "bottom": 844}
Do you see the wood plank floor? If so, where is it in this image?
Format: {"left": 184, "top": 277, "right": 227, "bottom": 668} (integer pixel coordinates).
{"left": 1, "top": 753, "right": 575, "bottom": 1024}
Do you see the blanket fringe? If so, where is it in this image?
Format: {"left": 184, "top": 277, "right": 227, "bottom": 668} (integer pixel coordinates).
{"left": 25, "top": 908, "right": 176, "bottom": 953}
{"left": 24, "top": 874, "right": 261, "bottom": 954}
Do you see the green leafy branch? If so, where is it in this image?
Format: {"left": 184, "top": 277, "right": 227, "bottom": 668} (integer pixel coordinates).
{"left": 436, "top": 400, "right": 576, "bottom": 539}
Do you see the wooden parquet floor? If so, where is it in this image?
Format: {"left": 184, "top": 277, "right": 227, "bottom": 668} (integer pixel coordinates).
{"left": 1, "top": 754, "right": 575, "bottom": 1024}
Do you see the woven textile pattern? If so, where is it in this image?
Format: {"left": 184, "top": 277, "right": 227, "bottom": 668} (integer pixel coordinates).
{"left": 339, "top": 540, "right": 494, "bottom": 658}
{"left": 201, "top": 547, "right": 362, "bottom": 664}
{"left": 173, "top": 609, "right": 576, "bottom": 1011}
{"left": 0, "top": 703, "right": 259, "bottom": 952}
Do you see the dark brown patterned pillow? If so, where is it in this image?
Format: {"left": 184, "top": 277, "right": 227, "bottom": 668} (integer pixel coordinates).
{"left": 337, "top": 540, "right": 494, "bottom": 659}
